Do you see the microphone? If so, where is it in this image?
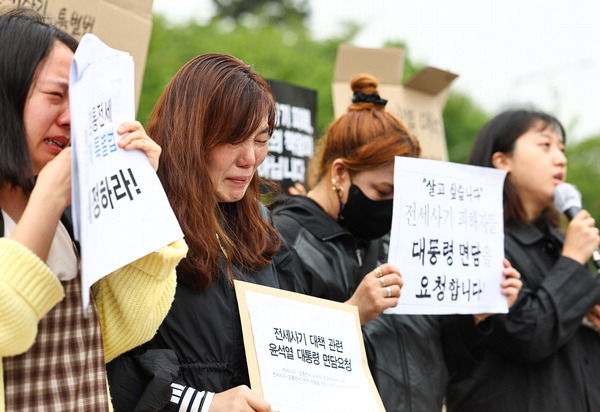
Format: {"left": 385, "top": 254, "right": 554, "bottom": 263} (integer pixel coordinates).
{"left": 554, "top": 182, "right": 600, "bottom": 276}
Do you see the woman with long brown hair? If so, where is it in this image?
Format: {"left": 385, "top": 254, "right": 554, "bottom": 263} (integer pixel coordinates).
{"left": 107, "top": 54, "right": 300, "bottom": 412}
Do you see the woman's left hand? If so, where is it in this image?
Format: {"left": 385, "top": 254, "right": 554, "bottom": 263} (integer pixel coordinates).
{"left": 585, "top": 303, "right": 600, "bottom": 333}
{"left": 501, "top": 258, "right": 522, "bottom": 308}
{"left": 473, "top": 258, "right": 523, "bottom": 325}
{"left": 117, "top": 121, "right": 161, "bottom": 172}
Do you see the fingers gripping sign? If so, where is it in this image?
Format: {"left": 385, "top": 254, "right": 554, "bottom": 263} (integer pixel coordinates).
{"left": 473, "top": 258, "right": 523, "bottom": 324}
{"left": 117, "top": 120, "right": 161, "bottom": 171}
{"left": 585, "top": 304, "right": 600, "bottom": 334}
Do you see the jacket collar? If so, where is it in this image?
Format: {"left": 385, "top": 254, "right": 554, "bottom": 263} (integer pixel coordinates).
{"left": 507, "top": 220, "right": 564, "bottom": 246}
{"left": 271, "top": 194, "right": 352, "bottom": 241}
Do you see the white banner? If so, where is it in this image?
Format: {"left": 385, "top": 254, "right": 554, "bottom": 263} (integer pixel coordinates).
{"left": 386, "top": 157, "right": 507, "bottom": 315}
{"left": 70, "top": 34, "right": 183, "bottom": 310}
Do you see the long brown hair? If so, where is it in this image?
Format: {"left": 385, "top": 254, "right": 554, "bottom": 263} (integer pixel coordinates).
{"left": 147, "top": 54, "right": 280, "bottom": 290}
{"left": 310, "top": 73, "right": 420, "bottom": 186}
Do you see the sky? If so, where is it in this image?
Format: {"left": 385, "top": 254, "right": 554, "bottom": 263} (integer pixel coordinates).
{"left": 153, "top": 0, "right": 600, "bottom": 141}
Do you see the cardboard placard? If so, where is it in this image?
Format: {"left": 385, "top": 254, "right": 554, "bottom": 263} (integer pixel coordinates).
{"left": 333, "top": 44, "right": 458, "bottom": 161}
{"left": 235, "top": 280, "right": 384, "bottom": 412}
{"left": 0, "top": 0, "right": 153, "bottom": 110}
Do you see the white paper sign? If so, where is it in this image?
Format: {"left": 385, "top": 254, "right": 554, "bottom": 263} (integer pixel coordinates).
{"left": 235, "top": 281, "right": 383, "bottom": 412}
{"left": 386, "top": 157, "right": 507, "bottom": 315}
{"left": 69, "top": 34, "right": 183, "bottom": 309}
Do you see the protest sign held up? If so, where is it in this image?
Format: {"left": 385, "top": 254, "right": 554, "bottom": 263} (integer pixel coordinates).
{"left": 386, "top": 157, "right": 508, "bottom": 315}
{"left": 69, "top": 34, "right": 182, "bottom": 309}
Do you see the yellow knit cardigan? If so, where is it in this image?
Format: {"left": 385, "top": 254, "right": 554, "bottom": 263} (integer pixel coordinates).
{"left": 0, "top": 237, "right": 187, "bottom": 412}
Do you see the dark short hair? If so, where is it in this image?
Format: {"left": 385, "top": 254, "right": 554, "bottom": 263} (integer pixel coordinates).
{"left": 0, "top": 8, "right": 78, "bottom": 192}
{"left": 468, "top": 108, "right": 566, "bottom": 226}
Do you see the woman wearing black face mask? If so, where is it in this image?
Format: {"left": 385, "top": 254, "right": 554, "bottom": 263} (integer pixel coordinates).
{"left": 271, "top": 74, "right": 521, "bottom": 412}
{"left": 337, "top": 183, "right": 393, "bottom": 240}
{"left": 272, "top": 74, "right": 413, "bottom": 324}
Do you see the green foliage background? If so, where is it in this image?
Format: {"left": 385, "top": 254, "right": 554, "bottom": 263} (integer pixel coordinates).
{"left": 140, "top": 10, "right": 600, "bottom": 222}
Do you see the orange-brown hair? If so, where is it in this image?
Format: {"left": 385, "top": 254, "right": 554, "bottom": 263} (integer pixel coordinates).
{"left": 310, "top": 73, "right": 420, "bottom": 186}
{"left": 147, "top": 54, "right": 280, "bottom": 290}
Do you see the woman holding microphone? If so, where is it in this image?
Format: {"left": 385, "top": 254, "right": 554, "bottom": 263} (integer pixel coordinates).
{"left": 447, "top": 109, "right": 600, "bottom": 411}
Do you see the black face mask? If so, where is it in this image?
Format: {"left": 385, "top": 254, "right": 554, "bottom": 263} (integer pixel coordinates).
{"left": 338, "top": 184, "right": 393, "bottom": 240}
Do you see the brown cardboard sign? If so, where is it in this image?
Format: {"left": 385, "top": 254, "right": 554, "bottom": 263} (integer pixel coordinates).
{"left": 0, "top": 0, "right": 153, "bottom": 110}
{"left": 234, "top": 280, "right": 384, "bottom": 411}
{"left": 333, "top": 44, "right": 458, "bottom": 161}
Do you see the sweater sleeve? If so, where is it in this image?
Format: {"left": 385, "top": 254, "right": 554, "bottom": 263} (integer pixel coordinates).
{"left": 0, "top": 238, "right": 64, "bottom": 357}
{"left": 486, "top": 255, "right": 600, "bottom": 363}
{"left": 92, "top": 239, "right": 188, "bottom": 363}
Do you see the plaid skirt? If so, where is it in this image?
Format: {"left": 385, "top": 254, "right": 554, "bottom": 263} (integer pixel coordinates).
{"left": 3, "top": 275, "right": 109, "bottom": 411}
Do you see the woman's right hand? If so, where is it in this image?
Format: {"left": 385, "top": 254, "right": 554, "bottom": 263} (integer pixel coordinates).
{"left": 562, "top": 210, "right": 600, "bottom": 265}
{"left": 345, "top": 263, "right": 403, "bottom": 325}
{"left": 9, "top": 148, "right": 72, "bottom": 262}
{"left": 32, "top": 147, "right": 72, "bottom": 210}
{"left": 210, "top": 385, "right": 272, "bottom": 412}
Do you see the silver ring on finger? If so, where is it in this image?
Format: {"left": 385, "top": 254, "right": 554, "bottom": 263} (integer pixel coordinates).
{"left": 379, "top": 277, "right": 386, "bottom": 287}
{"left": 386, "top": 286, "right": 391, "bottom": 298}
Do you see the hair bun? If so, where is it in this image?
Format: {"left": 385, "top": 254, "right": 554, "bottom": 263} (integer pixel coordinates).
{"left": 349, "top": 73, "right": 386, "bottom": 109}
{"left": 350, "top": 73, "right": 379, "bottom": 95}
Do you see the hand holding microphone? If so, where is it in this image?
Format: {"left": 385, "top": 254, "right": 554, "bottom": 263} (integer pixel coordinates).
{"left": 555, "top": 183, "right": 600, "bottom": 332}
{"left": 554, "top": 183, "right": 600, "bottom": 271}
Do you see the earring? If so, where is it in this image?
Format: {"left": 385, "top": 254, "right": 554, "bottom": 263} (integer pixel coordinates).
{"left": 331, "top": 179, "right": 342, "bottom": 195}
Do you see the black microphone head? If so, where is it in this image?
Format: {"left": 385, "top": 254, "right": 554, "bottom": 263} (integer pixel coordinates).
{"left": 554, "top": 183, "right": 582, "bottom": 220}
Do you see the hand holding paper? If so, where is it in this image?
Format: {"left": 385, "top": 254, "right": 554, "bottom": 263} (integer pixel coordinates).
{"left": 345, "top": 263, "right": 403, "bottom": 325}
{"left": 211, "top": 385, "right": 273, "bottom": 412}
{"left": 116, "top": 121, "right": 161, "bottom": 171}
{"left": 500, "top": 259, "right": 522, "bottom": 308}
